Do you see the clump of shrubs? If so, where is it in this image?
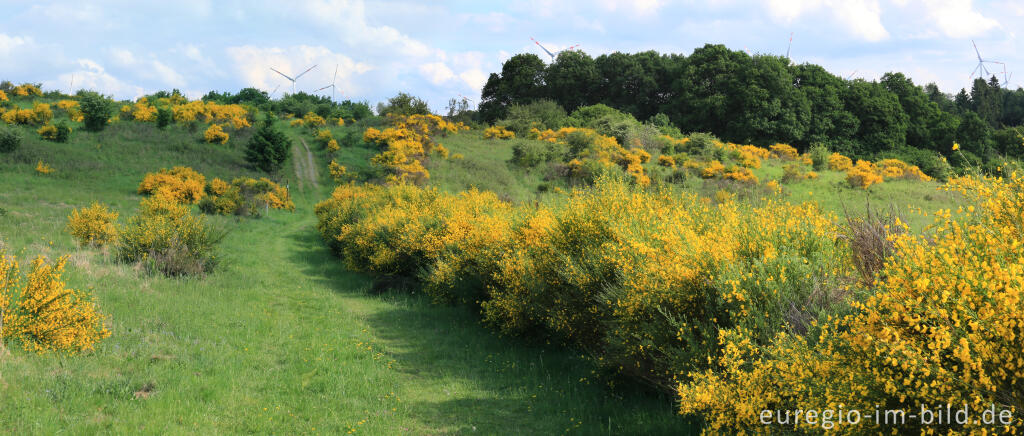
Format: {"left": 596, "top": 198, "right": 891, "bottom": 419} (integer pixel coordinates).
{"left": 116, "top": 196, "right": 222, "bottom": 277}
{"left": 37, "top": 121, "right": 72, "bottom": 142}
{"left": 198, "top": 177, "right": 294, "bottom": 217}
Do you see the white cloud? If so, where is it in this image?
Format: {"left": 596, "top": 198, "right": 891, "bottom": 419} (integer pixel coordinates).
{"left": 596, "top": 0, "right": 665, "bottom": 16}
{"left": 917, "top": 0, "right": 998, "bottom": 38}
{"left": 295, "top": 0, "right": 437, "bottom": 58}
{"left": 458, "top": 69, "right": 488, "bottom": 92}
{"left": 419, "top": 62, "right": 456, "bottom": 85}
{"left": 110, "top": 48, "right": 137, "bottom": 66}
{"left": 763, "top": 0, "right": 888, "bottom": 41}
{"left": 0, "top": 33, "right": 31, "bottom": 56}
{"left": 53, "top": 58, "right": 145, "bottom": 97}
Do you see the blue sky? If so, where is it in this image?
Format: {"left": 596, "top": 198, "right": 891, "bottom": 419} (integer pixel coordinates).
{"left": 1, "top": 0, "right": 1021, "bottom": 111}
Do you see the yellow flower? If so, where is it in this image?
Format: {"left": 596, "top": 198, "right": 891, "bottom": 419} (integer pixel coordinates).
{"left": 952, "top": 142, "right": 960, "bottom": 151}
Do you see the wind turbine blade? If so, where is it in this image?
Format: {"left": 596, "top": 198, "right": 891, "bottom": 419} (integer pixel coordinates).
{"left": 786, "top": 32, "right": 793, "bottom": 59}
{"left": 531, "top": 37, "right": 556, "bottom": 58}
{"left": 972, "top": 40, "right": 983, "bottom": 62}
{"left": 270, "top": 67, "right": 295, "bottom": 82}
{"left": 333, "top": 64, "right": 338, "bottom": 84}
{"left": 315, "top": 85, "right": 332, "bottom": 92}
{"left": 971, "top": 64, "right": 981, "bottom": 79}
{"left": 294, "top": 64, "right": 318, "bottom": 80}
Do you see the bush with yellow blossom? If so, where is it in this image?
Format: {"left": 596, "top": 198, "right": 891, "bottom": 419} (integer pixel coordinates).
{"left": 0, "top": 252, "right": 110, "bottom": 353}
{"left": 203, "top": 123, "right": 230, "bottom": 144}
{"left": 137, "top": 166, "right": 207, "bottom": 204}
{"left": 483, "top": 125, "right": 515, "bottom": 139}
{"left": 197, "top": 177, "right": 294, "bottom": 217}
{"left": 66, "top": 202, "right": 119, "bottom": 247}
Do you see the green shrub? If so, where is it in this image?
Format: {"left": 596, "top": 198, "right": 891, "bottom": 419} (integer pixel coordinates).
{"left": 511, "top": 141, "right": 546, "bottom": 168}
{"left": 501, "top": 99, "right": 567, "bottom": 137}
{"left": 116, "top": 198, "right": 223, "bottom": 277}
{"left": 156, "top": 106, "right": 172, "bottom": 129}
{"left": 0, "top": 127, "right": 20, "bottom": 153}
{"left": 808, "top": 143, "right": 829, "bottom": 171}
{"left": 684, "top": 132, "right": 719, "bottom": 154}
{"left": 566, "top": 131, "right": 596, "bottom": 157}
{"left": 375, "top": 92, "right": 430, "bottom": 116}
{"left": 78, "top": 91, "right": 113, "bottom": 132}
{"left": 245, "top": 115, "right": 291, "bottom": 173}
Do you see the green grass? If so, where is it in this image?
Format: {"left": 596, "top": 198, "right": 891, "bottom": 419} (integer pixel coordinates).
{"left": 0, "top": 119, "right": 686, "bottom": 434}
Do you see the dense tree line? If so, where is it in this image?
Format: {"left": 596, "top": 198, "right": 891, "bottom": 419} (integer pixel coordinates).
{"left": 479, "top": 44, "right": 1024, "bottom": 162}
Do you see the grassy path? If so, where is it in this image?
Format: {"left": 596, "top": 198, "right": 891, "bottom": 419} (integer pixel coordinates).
{"left": 1, "top": 191, "right": 682, "bottom": 435}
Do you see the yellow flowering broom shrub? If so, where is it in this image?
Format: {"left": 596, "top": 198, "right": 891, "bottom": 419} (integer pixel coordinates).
{"left": 35, "top": 161, "right": 54, "bottom": 174}
{"left": 116, "top": 195, "right": 222, "bottom": 277}
{"left": 769, "top": 143, "right": 799, "bottom": 160}
{"left": 678, "top": 172, "right": 1024, "bottom": 433}
{"left": 316, "top": 175, "right": 844, "bottom": 393}
{"left": 828, "top": 152, "right": 853, "bottom": 171}
{"left": 483, "top": 125, "right": 515, "bottom": 139}
{"left": 137, "top": 166, "right": 207, "bottom": 204}
{"left": 0, "top": 252, "right": 110, "bottom": 353}
{"left": 0, "top": 89, "right": 7, "bottom": 102}
{"left": 198, "top": 177, "right": 294, "bottom": 217}
{"left": 845, "top": 160, "right": 883, "bottom": 189}
{"left": 203, "top": 123, "right": 229, "bottom": 144}
{"left": 66, "top": 202, "right": 119, "bottom": 247}
{"left": 362, "top": 114, "right": 467, "bottom": 183}
{"left": 12, "top": 83, "right": 42, "bottom": 97}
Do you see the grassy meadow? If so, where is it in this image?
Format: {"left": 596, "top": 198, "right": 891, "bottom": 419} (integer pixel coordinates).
{"left": 0, "top": 116, "right": 685, "bottom": 434}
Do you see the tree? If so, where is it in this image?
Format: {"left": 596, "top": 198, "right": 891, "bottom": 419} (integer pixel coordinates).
{"left": 792, "top": 64, "right": 858, "bottom": 149}
{"left": 77, "top": 91, "right": 113, "bottom": 132}
{"left": 245, "top": 115, "right": 291, "bottom": 173}
{"left": 841, "top": 80, "right": 909, "bottom": 155}
{"left": 970, "top": 77, "right": 1002, "bottom": 127}
{"left": 376, "top": 92, "right": 430, "bottom": 116}
{"left": 543, "top": 50, "right": 599, "bottom": 112}
{"left": 479, "top": 53, "right": 547, "bottom": 123}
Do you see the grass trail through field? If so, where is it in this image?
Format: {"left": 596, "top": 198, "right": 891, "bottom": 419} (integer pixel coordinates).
{"left": 1, "top": 157, "right": 681, "bottom": 435}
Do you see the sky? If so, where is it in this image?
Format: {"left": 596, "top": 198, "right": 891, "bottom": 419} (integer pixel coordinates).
{"left": 1, "top": 0, "right": 1021, "bottom": 111}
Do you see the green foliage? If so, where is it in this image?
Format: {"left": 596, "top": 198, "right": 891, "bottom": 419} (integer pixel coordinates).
{"left": 376, "top": 92, "right": 431, "bottom": 116}
{"left": 77, "top": 91, "right": 113, "bottom": 132}
{"left": 53, "top": 120, "right": 72, "bottom": 143}
{"left": 510, "top": 140, "right": 567, "bottom": 168}
{"left": 156, "top": 106, "right": 172, "bottom": 129}
{"left": 479, "top": 53, "right": 547, "bottom": 123}
{"left": 115, "top": 201, "right": 223, "bottom": 277}
{"left": 683, "top": 132, "right": 719, "bottom": 154}
{"left": 245, "top": 115, "right": 291, "bottom": 173}
{"left": 565, "top": 130, "right": 596, "bottom": 157}
{"left": 808, "top": 143, "right": 829, "bottom": 171}
{"left": 0, "top": 127, "right": 20, "bottom": 153}
{"left": 500, "top": 99, "right": 567, "bottom": 136}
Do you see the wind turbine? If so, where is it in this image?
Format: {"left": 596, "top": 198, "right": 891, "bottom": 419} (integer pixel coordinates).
{"left": 530, "top": 37, "right": 580, "bottom": 62}
{"left": 269, "top": 84, "right": 281, "bottom": 99}
{"left": 270, "top": 64, "right": 318, "bottom": 94}
{"left": 846, "top": 70, "right": 858, "bottom": 80}
{"left": 786, "top": 32, "right": 793, "bottom": 61}
{"left": 314, "top": 64, "right": 340, "bottom": 101}
{"left": 969, "top": 40, "right": 1002, "bottom": 81}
